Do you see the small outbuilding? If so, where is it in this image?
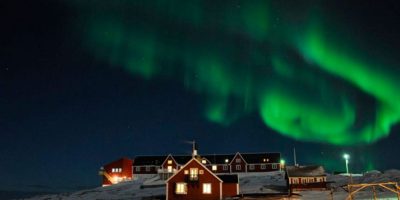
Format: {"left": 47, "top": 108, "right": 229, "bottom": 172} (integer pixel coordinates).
{"left": 286, "top": 165, "right": 328, "bottom": 193}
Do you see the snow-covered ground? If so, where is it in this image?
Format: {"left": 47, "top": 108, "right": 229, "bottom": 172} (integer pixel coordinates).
{"left": 20, "top": 170, "right": 400, "bottom": 200}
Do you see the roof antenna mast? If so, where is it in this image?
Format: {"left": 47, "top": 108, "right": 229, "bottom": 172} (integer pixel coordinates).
{"left": 192, "top": 140, "right": 198, "bottom": 157}
{"left": 293, "top": 147, "right": 298, "bottom": 166}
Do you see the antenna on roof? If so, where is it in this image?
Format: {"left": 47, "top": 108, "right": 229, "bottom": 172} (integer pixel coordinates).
{"left": 192, "top": 140, "right": 198, "bottom": 157}
{"left": 293, "top": 147, "right": 298, "bottom": 166}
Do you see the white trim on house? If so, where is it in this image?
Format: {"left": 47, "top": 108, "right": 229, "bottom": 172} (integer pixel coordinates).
{"left": 229, "top": 152, "right": 248, "bottom": 165}
{"left": 161, "top": 154, "right": 178, "bottom": 168}
{"left": 166, "top": 182, "right": 169, "bottom": 200}
{"left": 219, "top": 181, "right": 222, "bottom": 200}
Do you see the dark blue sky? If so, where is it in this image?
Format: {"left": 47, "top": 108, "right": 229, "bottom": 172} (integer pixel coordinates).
{"left": 1, "top": 0, "right": 400, "bottom": 193}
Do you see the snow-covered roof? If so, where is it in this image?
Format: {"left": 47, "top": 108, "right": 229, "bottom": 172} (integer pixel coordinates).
{"left": 286, "top": 165, "right": 326, "bottom": 177}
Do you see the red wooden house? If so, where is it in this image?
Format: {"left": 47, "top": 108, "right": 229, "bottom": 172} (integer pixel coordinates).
{"left": 166, "top": 157, "right": 239, "bottom": 200}
{"left": 286, "top": 165, "right": 328, "bottom": 193}
{"left": 242, "top": 152, "right": 281, "bottom": 172}
{"left": 100, "top": 157, "right": 133, "bottom": 186}
{"left": 133, "top": 155, "right": 166, "bottom": 174}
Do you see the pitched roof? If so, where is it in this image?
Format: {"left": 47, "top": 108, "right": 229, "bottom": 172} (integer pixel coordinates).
{"left": 133, "top": 155, "right": 167, "bottom": 166}
{"left": 217, "top": 174, "right": 239, "bottom": 183}
{"left": 286, "top": 165, "right": 326, "bottom": 177}
{"left": 104, "top": 157, "right": 132, "bottom": 167}
{"left": 166, "top": 158, "right": 223, "bottom": 183}
{"left": 172, "top": 155, "right": 192, "bottom": 164}
{"left": 131, "top": 152, "right": 281, "bottom": 166}
{"left": 202, "top": 154, "right": 235, "bottom": 164}
{"left": 241, "top": 152, "right": 281, "bottom": 164}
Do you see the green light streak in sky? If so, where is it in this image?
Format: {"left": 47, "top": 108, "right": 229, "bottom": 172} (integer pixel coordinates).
{"left": 72, "top": 1, "right": 400, "bottom": 145}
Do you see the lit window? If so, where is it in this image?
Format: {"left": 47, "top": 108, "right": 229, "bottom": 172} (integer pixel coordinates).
{"left": 168, "top": 160, "right": 172, "bottom": 164}
{"left": 203, "top": 183, "right": 212, "bottom": 194}
{"left": 199, "top": 170, "right": 204, "bottom": 174}
{"left": 184, "top": 170, "right": 189, "bottom": 175}
{"left": 249, "top": 165, "right": 255, "bottom": 170}
{"left": 272, "top": 164, "right": 277, "bottom": 169}
{"left": 146, "top": 166, "right": 150, "bottom": 172}
{"left": 167, "top": 166, "right": 173, "bottom": 173}
{"left": 212, "top": 165, "right": 217, "bottom": 171}
{"left": 225, "top": 159, "right": 229, "bottom": 163}
{"left": 261, "top": 164, "right": 266, "bottom": 169}
{"left": 175, "top": 182, "right": 187, "bottom": 194}
{"left": 202, "top": 159, "right": 207, "bottom": 164}
{"left": 223, "top": 165, "right": 228, "bottom": 170}
{"left": 112, "top": 168, "right": 115, "bottom": 173}
{"left": 236, "top": 165, "right": 241, "bottom": 170}
{"left": 135, "top": 167, "right": 140, "bottom": 172}
{"left": 236, "top": 158, "right": 241, "bottom": 163}
{"left": 190, "top": 168, "right": 198, "bottom": 181}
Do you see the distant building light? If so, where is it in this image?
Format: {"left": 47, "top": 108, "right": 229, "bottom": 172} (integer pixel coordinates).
{"left": 225, "top": 159, "right": 229, "bottom": 163}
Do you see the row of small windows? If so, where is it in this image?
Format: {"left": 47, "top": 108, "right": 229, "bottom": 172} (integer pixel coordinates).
{"left": 202, "top": 159, "right": 230, "bottom": 164}
{"left": 111, "top": 168, "right": 122, "bottom": 173}
{"left": 134, "top": 164, "right": 278, "bottom": 172}
{"left": 290, "top": 177, "right": 326, "bottom": 184}
{"left": 175, "top": 182, "right": 211, "bottom": 194}
{"left": 135, "top": 166, "right": 153, "bottom": 172}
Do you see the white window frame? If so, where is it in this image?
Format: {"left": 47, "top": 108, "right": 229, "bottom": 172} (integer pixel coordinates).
{"left": 203, "top": 183, "right": 212, "bottom": 194}
{"left": 272, "top": 164, "right": 277, "bottom": 169}
{"left": 236, "top": 165, "right": 241, "bottom": 170}
{"left": 223, "top": 165, "right": 228, "bottom": 171}
{"left": 190, "top": 168, "right": 198, "bottom": 180}
{"left": 261, "top": 164, "right": 266, "bottom": 169}
{"left": 236, "top": 158, "right": 241, "bottom": 163}
{"left": 135, "top": 167, "right": 140, "bottom": 172}
{"left": 249, "top": 164, "right": 255, "bottom": 170}
{"left": 175, "top": 182, "right": 187, "bottom": 194}
{"left": 167, "top": 165, "right": 173, "bottom": 173}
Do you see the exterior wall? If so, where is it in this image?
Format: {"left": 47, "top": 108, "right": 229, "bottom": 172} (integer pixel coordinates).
{"left": 133, "top": 165, "right": 159, "bottom": 174}
{"left": 288, "top": 177, "right": 327, "bottom": 192}
{"left": 167, "top": 160, "right": 222, "bottom": 200}
{"left": 205, "top": 164, "right": 230, "bottom": 174}
{"left": 247, "top": 163, "right": 281, "bottom": 172}
{"left": 161, "top": 155, "right": 178, "bottom": 171}
{"left": 102, "top": 158, "right": 133, "bottom": 186}
{"left": 222, "top": 183, "right": 239, "bottom": 198}
{"left": 230, "top": 154, "right": 247, "bottom": 173}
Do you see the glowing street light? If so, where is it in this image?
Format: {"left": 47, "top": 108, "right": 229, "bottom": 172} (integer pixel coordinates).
{"left": 343, "top": 153, "right": 350, "bottom": 175}
{"left": 280, "top": 159, "right": 285, "bottom": 171}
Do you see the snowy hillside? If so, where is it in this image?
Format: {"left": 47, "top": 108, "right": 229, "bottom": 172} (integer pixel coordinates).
{"left": 20, "top": 170, "right": 400, "bottom": 200}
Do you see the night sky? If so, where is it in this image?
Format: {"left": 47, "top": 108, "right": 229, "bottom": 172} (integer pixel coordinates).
{"left": 2, "top": 0, "right": 400, "bottom": 194}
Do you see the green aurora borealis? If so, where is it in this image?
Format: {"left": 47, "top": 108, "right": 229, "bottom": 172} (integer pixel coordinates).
{"left": 71, "top": 1, "right": 400, "bottom": 145}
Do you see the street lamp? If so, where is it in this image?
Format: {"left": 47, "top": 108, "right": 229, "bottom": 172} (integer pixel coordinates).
{"left": 280, "top": 159, "right": 285, "bottom": 171}
{"left": 343, "top": 153, "right": 350, "bottom": 175}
